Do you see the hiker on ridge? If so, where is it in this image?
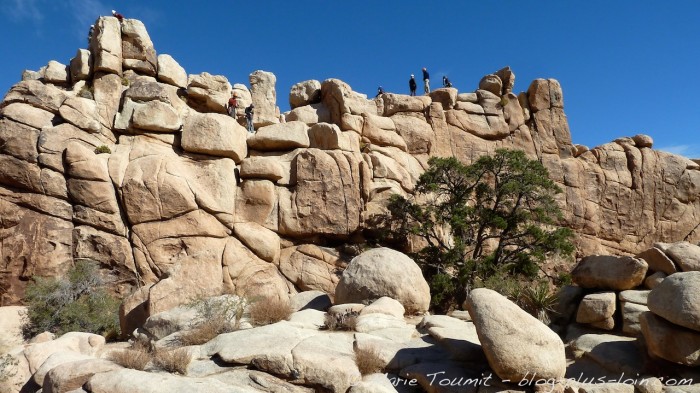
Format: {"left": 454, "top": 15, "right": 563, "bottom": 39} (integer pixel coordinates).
{"left": 443, "top": 76, "right": 452, "bottom": 88}
{"left": 422, "top": 67, "right": 430, "bottom": 94}
{"left": 245, "top": 104, "right": 255, "bottom": 133}
{"left": 112, "top": 10, "right": 124, "bottom": 22}
{"left": 376, "top": 86, "right": 385, "bottom": 98}
{"left": 409, "top": 74, "right": 417, "bottom": 96}
{"left": 227, "top": 92, "right": 238, "bottom": 118}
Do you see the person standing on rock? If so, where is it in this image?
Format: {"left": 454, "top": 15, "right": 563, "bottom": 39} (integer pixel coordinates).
{"left": 409, "top": 74, "right": 417, "bottom": 96}
{"left": 443, "top": 76, "right": 452, "bottom": 88}
{"left": 376, "top": 86, "right": 385, "bottom": 98}
{"left": 245, "top": 104, "right": 255, "bottom": 133}
{"left": 112, "top": 10, "right": 124, "bottom": 22}
{"left": 227, "top": 92, "right": 238, "bottom": 118}
{"left": 422, "top": 68, "right": 430, "bottom": 94}
{"left": 88, "top": 25, "right": 94, "bottom": 45}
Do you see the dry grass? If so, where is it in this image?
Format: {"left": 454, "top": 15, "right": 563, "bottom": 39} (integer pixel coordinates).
{"left": 354, "top": 345, "right": 386, "bottom": 375}
{"left": 323, "top": 310, "right": 359, "bottom": 331}
{"left": 177, "top": 319, "right": 223, "bottom": 346}
{"left": 248, "top": 297, "right": 292, "bottom": 326}
{"left": 108, "top": 347, "right": 152, "bottom": 371}
{"left": 153, "top": 348, "right": 191, "bottom": 375}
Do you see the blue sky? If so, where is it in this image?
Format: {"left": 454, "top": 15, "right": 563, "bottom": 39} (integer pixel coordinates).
{"left": 1, "top": 0, "right": 698, "bottom": 157}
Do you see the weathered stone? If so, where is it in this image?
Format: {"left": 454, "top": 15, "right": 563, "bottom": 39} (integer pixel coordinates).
{"left": 644, "top": 271, "right": 666, "bottom": 289}
{"left": 286, "top": 103, "right": 331, "bottom": 125}
{"left": 290, "top": 290, "right": 332, "bottom": 312}
{"left": 44, "top": 60, "right": 69, "bottom": 84}
{"left": 121, "top": 19, "right": 157, "bottom": 76}
{"left": 223, "top": 237, "right": 290, "bottom": 302}
{"left": 2, "top": 80, "right": 68, "bottom": 113}
{"left": 572, "top": 256, "right": 648, "bottom": 290}
{"left": 321, "top": 79, "right": 376, "bottom": 124}
{"left": 233, "top": 222, "right": 280, "bottom": 262}
{"left": 479, "top": 74, "right": 502, "bottom": 96}
{"left": 335, "top": 248, "right": 430, "bottom": 313}
{"left": 429, "top": 88, "right": 458, "bottom": 110}
{"left": 59, "top": 97, "right": 101, "bottom": 133}
{"left": 156, "top": 54, "right": 187, "bottom": 87}
{"left": 247, "top": 121, "right": 310, "bottom": 151}
{"left": 91, "top": 17, "right": 122, "bottom": 74}
{"left": 69, "top": 49, "right": 92, "bottom": 82}
{"left": 0, "top": 102, "right": 55, "bottom": 130}
{"left": 181, "top": 112, "right": 247, "bottom": 161}
{"left": 239, "top": 156, "right": 285, "bottom": 182}
{"left": 86, "top": 368, "right": 236, "bottom": 393}
{"left": 360, "top": 297, "right": 405, "bottom": 319}
{"left": 249, "top": 70, "right": 279, "bottom": 127}
{"left": 361, "top": 113, "right": 407, "bottom": 150}
{"left": 632, "top": 134, "right": 653, "bottom": 148}
{"left": 621, "top": 301, "right": 649, "bottom": 335}
{"left": 289, "top": 79, "right": 321, "bottom": 109}
{"left": 235, "top": 179, "right": 276, "bottom": 225}
{"left": 495, "top": 66, "right": 516, "bottom": 94}
{"left": 43, "top": 358, "right": 121, "bottom": 393}
{"left": 308, "top": 122, "right": 357, "bottom": 151}
{"left": 277, "top": 245, "right": 344, "bottom": 295}
{"left": 382, "top": 93, "right": 431, "bottom": 116}
{"left": 466, "top": 288, "right": 566, "bottom": 381}
{"left": 186, "top": 72, "right": 231, "bottom": 113}
{"left": 640, "top": 311, "right": 700, "bottom": 366}
{"left": 647, "top": 271, "right": 700, "bottom": 332}
{"left": 636, "top": 247, "right": 678, "bottom": 275}
{"left": 131, "top": 100, "right": 181, "bottom": 132}
{"left": 576, "top": 292, "right": 616, "bottom": 325}
{"left": 391, "top": 114, "right": 433, "bottom": 154}
{"left": 665, "top": 241, "right": 700, "bottom": 272}
{"left": 570, "top": 333, "right": 644, "bottom": 375}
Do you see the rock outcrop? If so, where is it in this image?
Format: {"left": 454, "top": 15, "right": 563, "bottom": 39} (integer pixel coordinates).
{"left": 1, "top": 16, "right": 699, "bottom": 324}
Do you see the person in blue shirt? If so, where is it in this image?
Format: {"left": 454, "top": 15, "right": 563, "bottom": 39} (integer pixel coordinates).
{"left": 422, "top": 68, "right": 430, "bottom": 94}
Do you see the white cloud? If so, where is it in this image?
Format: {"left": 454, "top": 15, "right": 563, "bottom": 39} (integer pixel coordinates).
{"left": 1, "top": 0, "right": 44, "bottom": 23}
{"left": 657, "top": 144, "right": 700, "bottom": 159}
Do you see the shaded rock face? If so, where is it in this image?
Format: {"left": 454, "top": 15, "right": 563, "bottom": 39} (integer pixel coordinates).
{"left": 1, "top": 16, "right": 700, "bottom": 316}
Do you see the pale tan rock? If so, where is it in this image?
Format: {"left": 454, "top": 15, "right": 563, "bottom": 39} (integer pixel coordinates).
{"left": 636, "top": 247, "right": 678, "bottom": 275}
{"left": 647, "top": 271, "right": 700, "bottom": 332}
{"left": 308, "top": 122, "right": 357, "bottom": 151}
{"left": 223, "top": 237, "right": 290, "bottom": 301}
{"left": 321, "top": 79, "right": 377, "bottom": 124}
{"left": 644, "top": 271, "right": 666, "bottom": 289}
{"left": 247, "top": 121, "right": 310, "bottom": 151}
{"left": 621, "top": 301, "right": 648, "bottom": 335}
{"left": 3, "top": 80, "right": 68, "bottom": 113}
{"left": 249, "top": 70, "right": 279, "bottom": 127}
{"left": 466, "top": 288, "right": 566, "bottom": 381}
{"left": 576, "top": 292, "right": 616, "bottom": 324}
{"left": 44, "top": 60, "right": 69, "bottom": 84}
{"left": 131, "top": 100, "right": 181, "bottom": 132}
{"left": 0, "top": 118, "right": 40, "bottom": 163}
{"left": 340, "top": 112, "right": 364, "bottom": 133}
{"left": 279, "top": 150, "right": 361, "bottom": 237}
{"left": 665, "top": 241, "right": 700, "bottom": 272}
{"left": 186, "top": 72, "right": 231, "bottom": 113}
{"left": 86, "top": 368, "right": 236, "bottom": 393}
{"left": 382, "top": 93, "right": 430, "bottom": 116}
{"left": 479, "top": 74, "right": 502, "bottom": 96}
{"left": 502, "top": 92, "right": 525, "bottom": 131}
{"left": 290, "top": 290, "right": 332, "bottom": 312}
{"left": 632, "top": 134, "right": 653, "bottom": 148}
{"left": 233, "top": 221, "right": 280, "bottom": 262}
{"left": 429, "top": 87, "right": 458, "bottom": 110}
{"left": 24, "top": 332, "right": 105, "bottom": 375}
{"left": 569, "top": 333, "right": 643, "bottom": 375}
{"left": 277, "top": 245, "right": 345, "bottom": 295}
{"left": 121, "top": 19, "right": 157, "bottom": 76}
{"left": 92, "top": 73, "right": 122, "bottom": 139}
{"left": 336, "top": 248, "right": 430, "bottom": 313}
{"left": 43, "top": 358, "right": 121, "bottom": 393}
{"left": 640, "top": 311, "right": 700, "bottom": 366}
{"left": 391, "top": 114, "right": 433, "bottom": 154}
{"left": 527, "top": 79, "right": 551, "bottom": 112}
{"left": 156, "top": 54, "right": 187, "bottom": 87}
{"left": 235, "top": 179, "right": 276, "bottom": 225}
{"left": 0, "top": 103, "right": 55, "bottom": 130}
{"left": 495, "top": 66, "right": 516, "bottom": 94}
{"left": 286, "top": 103, "right": 331, "bottom": 125}
{"left": 457, "top": 92, "right": 478, "bottom": 103}
{"left": 59, "top": 97, "right": 101, "bottom": 133}
{"left": 0, "top": 306, "right": 26, "bottom": 347}
{"left": 239, "top": 156, "right": 285, "bottom": 182}
{"left": 360, "top": 297, "right": 405, "bottom": 319}
{"left": 91, "top": 17, "right": 122, "bottom": 74}
{"left": 69, "top": 49, "right": 92, "bottom": 82}
{"left": 292, "top": 333, "right": 361, "bottom": 392}
{"left": 572, "top": 255, "right": 648, "bottom": 290}
{"left": 361, "top": 113, "right": 407, "bottom": 151}
{"left": 349, "top": 373, "right": 400, "bottom": 393}
{"left": 181, "top": 112, "right": 247, "bottom": 161}
{"left": 289, "top": 79, "right": 321, "bottom": 109}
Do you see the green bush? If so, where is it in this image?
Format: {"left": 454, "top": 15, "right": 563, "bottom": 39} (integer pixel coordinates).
{"left": 22, "top": 260, "right": 120, "bottom": 339}
{"left": 0, "top": 353, "right": 19, "bottom": 393}
{"left": 383, "top": 149, "right": 574, "bottom": 312}
{"left": 94, "top": 145, "right": 111, "bottom": 154}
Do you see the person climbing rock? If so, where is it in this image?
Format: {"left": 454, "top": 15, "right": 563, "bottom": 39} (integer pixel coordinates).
{"left": 227, "top": 92, "right": 238, "bottom": 118}
{"left": 443, "top": 76, "right": 452, "bottom": 88}
{"left": 376, "top": 86, "right": 385, "bottom": 98}
{"left": 422, "top": 67, "right": 430, "bottom": 94}
{"left": 245, "top": 104, "right": 255, "bottom": 133}
{"left": 87, "top": 25, "right": 94, "bottom": 45}
{"left": 112, "top": 10, "right": 124, "bottom": 22}
{"left": 409, "top": 75, "right": 417, "bottom": 96}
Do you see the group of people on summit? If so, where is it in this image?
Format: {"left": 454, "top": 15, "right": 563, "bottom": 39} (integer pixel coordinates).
{"left": 227, "top": 93, "right": 255, "bottom": 133}
{"left": 379, "top": 68, "right": 452, "bottom": 98}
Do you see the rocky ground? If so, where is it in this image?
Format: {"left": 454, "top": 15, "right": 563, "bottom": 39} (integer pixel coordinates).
{"left": 3, "top": 244, "right": 700, "bottom": 393}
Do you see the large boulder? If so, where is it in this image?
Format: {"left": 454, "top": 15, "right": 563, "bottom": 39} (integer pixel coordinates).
{"left": 289, "top": 79, "right": 321, "bottom": 109}
{"left": 576, "top": 292, "right": 616, "bottom": 330}
{"left": 647, "top": 271, "right": 700, "bottom": 332}
{"left": 247, "top": 121, "right": 310, "bottom": 151}
{"left": 249, "top": 70, "right": 279, "bottom": 127}
{"left": 640, "top": 311, "right": 700, "bottom": 366}
{"left": 121, "top": 19, "right": 157, "bottom": 76}
{"left": 186, "top": 72, "right": 231, "bottom": 113}
{"left": 91, "top": 17, "right": 122, "bottom": 74}
{"left": 181, "top": 112, "right": 247, "bottom": 161}
{"left": 571, "top": 255, "right": 648, "bottom": 290}
{"left": 664, "top": 241, "right": 700, "bottom": 272}
{"left": 466, "top": 288, "right": 566, "bottom": 382}
{"left": 156, "top": 54, "right": 187, "bottom": 88}
{"left": 335, "top": 248, "right": 430, "bottom": 313}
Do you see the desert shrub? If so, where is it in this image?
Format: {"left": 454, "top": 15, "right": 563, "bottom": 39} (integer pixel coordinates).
{"left": 120, "top": 76, "right": 130, "bottom": 86}
{"left": 248, "top": 297, "right": 292, "bottom": 326}
{"left": 177, "top": 296, "right": 247, "bottom": 346}
{"left": 153, "top": 348, "right": 190, "bottom": 375}
{"left": 94, "top": 145, "right": 111, "bottom": 154}
{"left": 382, "top": 149, "right": 575, "bottom": 312}
{"left": 499, "top": 96, "right": 509, "bottom": 107}
{"left": 0, "top": 353, "right": 19, "bottom": 393}
{"left": 108, "top": 347, "right": 152, "bottom": 371}
{"left": 354, "top": 345, "right": 386, "bottom": 375}
{"left": 22, "top": 260, "right": 120, "bottom": 339}
{"left": 517, "top": 281, "right": 559, "bottom": 324}
{"left": 323, "top": 310, "right": 359, "bottom": 331}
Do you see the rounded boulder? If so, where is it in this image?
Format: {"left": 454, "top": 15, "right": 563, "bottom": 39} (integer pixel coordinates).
{"left": 334, "top": 247, "right": 430, "bottom": 313}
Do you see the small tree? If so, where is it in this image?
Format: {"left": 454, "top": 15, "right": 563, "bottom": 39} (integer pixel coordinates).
{"left": 385, "top": 149, "right": 574, "bottom": 311}
{"left": 22, "top": 260, "right": 120, "bottom": 339}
